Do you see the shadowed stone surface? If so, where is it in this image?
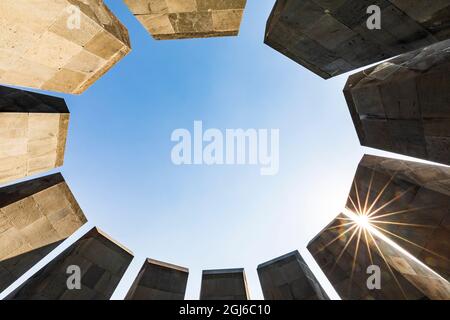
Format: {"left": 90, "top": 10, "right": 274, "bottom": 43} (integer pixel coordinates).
{"left": 346, "top": 155, "right": 450, "bottom": 281}
{"left": 0, "top": 0, "right": 131, "bottom": 94}
{"left": 308, "top": 213, "right": 426, "bottom": 300}
{"left": 265, "top": 0, "right": 450, "bottom": 79}
{"left": 344, "top": 40, "right": 450, "bottom": 165}
{"left": 257, "top": 250, "right": 329, "bottom": 300}
{"left": 123, "top": 0, "right": 247, "bottom": 40}
{"left": 368, "top": 227, "right": 450, "bottom": 300}
{"left": 200, "top": 268, "right": 249, "bottom": 300}
{"left": 0, "top": 86, "right": 69, "bottom": 184}
{"left": 308, "top": 154, "right": 450, "bottom": 300}
{"left": 6, "top": 227, "right": 133, "bottom": 300}
{"left": 0, "top": 173, "right": 87, "bottom": 293}
{"left": 125, "top": 258, "right": 188, "bottom": 300}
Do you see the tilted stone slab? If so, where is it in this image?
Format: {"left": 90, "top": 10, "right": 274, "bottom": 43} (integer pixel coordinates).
{"left": 258, "top": 250, "right": 329, "bottom": 300}
{"left": 308, "top": 213, "right": 427, "bottom": 300}
{"left": 200, "top": 268, "right": 249, "bottom": 300}
{"left": 265, "top": 0, "right": 450, "bottom": 79}
{"left": 0, "top": 86, "right": 69, "bottom": 184}
{"left": 0, "top": 0, "right": 131, "bottom": 94}
{"left": 344, "top": 40, "right": 450, "bottom": 165}
{"left": 123, "top": 0, "right": 247, "bottom": 40}
{"left": 368, "top": 227, "right": 450, "bottom": 300}
{"left": 308, "top": 154, "right": 450, "bottom": 299}
{"left": 346, "top": 155, "right": 450, "bottom": 281}
{"left": 125, "top": 258, "right": 189, "bottom": 300}
{"left": 0, "top": 173, "right": 87, "bottom": 293}
{"left": 6, "top": 227, "right": 133, "bottom": 300}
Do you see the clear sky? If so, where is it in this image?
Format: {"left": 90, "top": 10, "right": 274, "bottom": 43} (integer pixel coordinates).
{"left": 0, "top": 0, "right": 423, "bottom": 300}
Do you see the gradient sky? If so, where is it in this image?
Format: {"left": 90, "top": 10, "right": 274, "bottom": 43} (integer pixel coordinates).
{"left": 0, "top": 0, "right": 426, "bottom": 300}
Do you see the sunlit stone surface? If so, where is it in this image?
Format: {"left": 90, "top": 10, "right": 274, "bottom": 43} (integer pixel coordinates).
{"left": 123, "top": 0, "right": 247, "bottom": 40}
{"left": 344, "top": 40, "right": 450, "bottom": 165}
{"left": 347, "top": 155, "right": 450, "bottom": 281}
{"left": 6, "top": 227, "right": 133, "bottom": 300}
{"left": 308, "top": 213, "right": 427, "bottom": 300}
{"left": 308, "top": 155, "right": 450, "bottom": 300}
{"left": 0, "top": 173, "right": 87, "bottom": 293}
{"left": 0, "top": 0, "right": 131, "bottom": 94}
{"left": 0, "top": 86, "right": 69, "bottom": 185}
{"left": 369, "top": 228, "right": 450, "bottom": 300}
{"left": 265, "top": 0, "right": 450, "bottom": 78}
{"left": 200, "top": 268, "right": 250, "bottom": 300}
{"left": 125, "top": 258, "right": 189, "bottom": 300}
{"left": 257, "top": 251, "right": 329, "bottom": 300}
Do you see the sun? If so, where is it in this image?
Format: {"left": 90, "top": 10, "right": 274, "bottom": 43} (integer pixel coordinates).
{"left": 353, "top": 213, "right": 371, "bottom": 229}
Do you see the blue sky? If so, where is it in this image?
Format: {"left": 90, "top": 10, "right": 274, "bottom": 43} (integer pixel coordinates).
{"left": 0, "top": 0, "right": 421, "bottom": 300}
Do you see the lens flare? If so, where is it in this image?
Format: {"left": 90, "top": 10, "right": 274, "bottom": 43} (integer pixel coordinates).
{"left": 316, "top": 170, "right": 450, "bottom": 298}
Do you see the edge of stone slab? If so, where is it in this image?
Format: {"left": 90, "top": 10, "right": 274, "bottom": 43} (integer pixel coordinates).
{"left": 257, "top": 250, "right": 301, "bottom": 269}
{"left": 87, "top": 226, "right": 134, "bottom": 257}
{"left": 343, "top": 70, "right": 369, "bottom": 146}
{"left": 146, "top": 258, "right": 189, "bottom": 273}
{"left": 72, "top": 45, "right": 131, "bottom": 95}
{"left": 307, "top": 212, "right": 347, "bottom": 251}
{"left": 152, "top": 30, "right": 239, "bottom": 41}
{"left": 202, "top": 268, "right": 245, "bottom": 275}
{"left": 0, "top": 173, "right": 65, "bottom": 207}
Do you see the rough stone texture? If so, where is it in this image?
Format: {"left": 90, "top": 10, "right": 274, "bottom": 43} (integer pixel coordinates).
{"left": 0, "top": 0, "right": 131, "bottom": 94}
{"left": 265, "top": 0, "right": 450, "bottom": 79}
{"left": 0, "top": 86, "right": 69, "bottom": 185}
{"left": 0, "top": 173, "right": 87, "bottom": 293}
{"left": 123, "top": 0, "right": 247, "bottom": 40}
{"left": 344, "top": 40, "right": 450, "bottom": 165}
{"left": 369, "top": 228, "right": 450, "bottom": 300}
{"left": 257, "top": 250, "right": 329, "bottom": 300}
{"left": 308, "top": 213, "right": 427, "bottom": 300}
{"left": 200, "top": 268, "right": 249, "bottom": 300}
{"left": 346, "top": 155, "right": 450, "bottom": 281}
{"left": 125, "top": 258, "right": 188, "bottom": 300}
{"left": 308, "top": 154, "right": 450, "bottom": 299}
{"left": 6, "top": 227, "right": 133, "bottom": 300}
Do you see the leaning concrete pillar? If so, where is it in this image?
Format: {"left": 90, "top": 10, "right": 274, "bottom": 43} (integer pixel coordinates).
{"left": 0, "top": 86, "right": 69, "bottom": 184}
{"left": 367, "top": 227, "right": 450, "bottom": 300}
{"left": 123, "top": 0, "right": 247, "bottom": 40}
{"left": 308, "top": 154, "right": 450, "bottom": 299}
{"left": 308, "top": 213, "right": 426, "bottom": 300}
{"left": 344, "top": 40, "right": 450, "bottom": 165}
{"left": 125, "top": 258, "right": 189, "bottom": 300}
{"left": 346, "top": 154, "right": 450, "bottom": 280}
{"left": 5, "top": 227, "right": 133, "bottom": 300}
{"left": 257, "top": 251, "right": 329, "bottom": 300}
{"left": 200, "top": 268, "right": 250, "bottom": 300}
{"left": 0, "top": 0, "right": 130, "bottom": 94}
{"left": 265, "top": 0, "right": 450, "bottom": 78}
{"left": 0, "top": 173, "right": 87, "bottom": 293}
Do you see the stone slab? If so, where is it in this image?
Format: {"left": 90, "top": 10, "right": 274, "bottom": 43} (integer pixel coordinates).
{"left": 265, "top": 0, "right": 450, "bottom": 78}
{"left": 123, "top": 0, "right": 247, "bottom": 40}
{"left": 258, "top": 250, "right": 329, "bottom": 300}
{"left": 200, "top": 268, "right": 249, "bottom": 300}
{"left": 344, "top": 40, "right": 450, "bottom": 165}
{"left": 0, "top": 0, "right": 131, "bottom": 94}
{"left": 5, "top": 227, "right": 133, "bottom": 300}
{"left": 0, "top": 86, "right": 69, "bottom": 185}
{"left": 125, "top": 258, "right": 189, "bottom": 300}
{"left": 0, "top": 173, "right": 87, "bottom": 293}
{"left": 308, "top": 154, "right": 450, "bottom": 299}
